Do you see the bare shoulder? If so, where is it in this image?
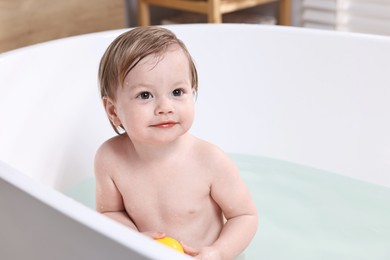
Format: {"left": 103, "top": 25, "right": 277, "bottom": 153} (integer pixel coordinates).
{"left": 192, "top": 137, "right": 237, "bottom": 175}
{"left": 94, "top": 135, "right": 129, "bottom": 176}
{"left": 193, "top": 138, "right": 228, "bottom": 160}
{"left": 95, "top": 135, "right": 124, "bottom": 160}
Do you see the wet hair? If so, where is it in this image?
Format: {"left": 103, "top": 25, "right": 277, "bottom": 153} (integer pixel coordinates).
{"left": 98, "top": 26, "right": 198, "bottom": 134}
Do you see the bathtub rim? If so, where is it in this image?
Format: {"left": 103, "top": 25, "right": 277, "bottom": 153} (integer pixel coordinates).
{"left": 2, "top": 23, "right": 390, "bottom": 59}
{"left": 0, "top": 159, "right": 190, "bottom": 259}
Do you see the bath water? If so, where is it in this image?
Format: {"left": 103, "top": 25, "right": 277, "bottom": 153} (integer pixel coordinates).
{"left": 64, "top": 154, "right": 390, "bottom": 259}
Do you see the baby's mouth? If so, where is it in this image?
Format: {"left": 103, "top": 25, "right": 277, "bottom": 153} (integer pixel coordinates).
{"left": 151, "top": 121, "right": 178, "bottom": 128}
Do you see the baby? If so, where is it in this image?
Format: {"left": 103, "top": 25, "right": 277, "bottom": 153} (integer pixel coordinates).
{"left": 95, "top": 26, "right": 258, "bottom": 259}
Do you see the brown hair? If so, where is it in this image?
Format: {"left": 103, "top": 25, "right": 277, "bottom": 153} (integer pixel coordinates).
{"left": 98, "top": 26, "right": 198, "bottom": 134}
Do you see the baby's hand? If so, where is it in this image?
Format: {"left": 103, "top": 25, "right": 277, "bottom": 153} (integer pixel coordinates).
{"left": 180, "top": 242, "right": 221, "bottom": 260}
{"left": 142, "top": 231, "right": 166, "bottom": 239}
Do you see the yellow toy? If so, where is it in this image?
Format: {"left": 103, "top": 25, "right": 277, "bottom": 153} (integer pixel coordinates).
{"left": 155, "top": 237, "right": 184, "bottom": 253}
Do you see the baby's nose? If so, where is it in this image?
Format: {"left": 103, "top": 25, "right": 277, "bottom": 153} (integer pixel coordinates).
{"left": 155, "top": 97, "right": 174, "bottom": 115}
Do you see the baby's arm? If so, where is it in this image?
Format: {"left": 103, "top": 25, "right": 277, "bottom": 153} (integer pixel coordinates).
{"left": 95, "top": 139, "right": 167, "bottom": 240}
{"left": 185, "top": 151, "right": 258, "bottom": 259}
{"left": 94, "top": 141, "right": 139, "bottom": 230}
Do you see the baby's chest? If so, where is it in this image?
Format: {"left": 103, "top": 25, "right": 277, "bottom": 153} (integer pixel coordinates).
{"left": 117, "top": 173, "right": 214, "bottom": 224}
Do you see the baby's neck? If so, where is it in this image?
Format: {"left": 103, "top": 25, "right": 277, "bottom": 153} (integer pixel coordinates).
{"left": 130, "top": 133, "right": 194, "bottom": 163}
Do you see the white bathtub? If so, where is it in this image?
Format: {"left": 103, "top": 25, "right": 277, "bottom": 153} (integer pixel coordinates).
{"left": 1, "top": 24, "right": 390, "bottom": 259}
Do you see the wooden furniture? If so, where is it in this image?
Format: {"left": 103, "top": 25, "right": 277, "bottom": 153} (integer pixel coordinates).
{"left": 138, "top": 0, "right": 291, "bottom": 26}
{"left": 0, "top": 0, "right": 125, "bottom": 53}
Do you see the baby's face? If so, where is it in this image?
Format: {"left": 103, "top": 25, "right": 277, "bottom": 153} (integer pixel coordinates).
{"left": 113, "top": 44, "right": 195, "bottom": 145}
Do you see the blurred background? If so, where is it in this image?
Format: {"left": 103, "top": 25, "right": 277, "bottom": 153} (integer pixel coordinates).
{"left": 0, "top": 0, "right": 389, "bottom": 53}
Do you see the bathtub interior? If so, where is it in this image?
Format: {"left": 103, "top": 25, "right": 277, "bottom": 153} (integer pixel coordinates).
{"left": 1, "top": 24, "right": 390, "bottom": 189}
{"left": 1, "top": 24, "right": 390, "bottom": 259}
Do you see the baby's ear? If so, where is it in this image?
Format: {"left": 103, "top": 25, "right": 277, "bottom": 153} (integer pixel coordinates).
{"left": 103, "top": 96, "right": 121, "bottom": 127}
{"left": 192, "top": 90, "right": 198, "bottom": 102}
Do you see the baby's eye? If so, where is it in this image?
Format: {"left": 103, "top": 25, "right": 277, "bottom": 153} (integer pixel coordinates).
{"left": 172, "top": 88, "right": 184, "bottom": 97}
{"left": 137, "top": 91, "right": 153, "bottom": 100}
